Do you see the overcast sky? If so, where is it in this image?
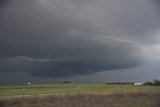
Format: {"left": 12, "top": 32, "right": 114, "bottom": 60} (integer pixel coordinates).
{"left": 0, "top": 0, "right": 160, "bottom": 83}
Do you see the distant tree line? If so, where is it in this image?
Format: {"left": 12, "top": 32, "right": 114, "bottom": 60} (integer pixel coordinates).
{"left": 61, "top": 81, "right": 72, "bottom": 83}
{"left": 144, "top": 81, "right": 153, "bottom": 85}
{"left": 106, "top": 82, "right": 134, "bottom": 85}
{"left": 153, "top": 79, "right": 160, "bottom": 85}
{"left": 144, "top": 79, "right": 160, "bottom": 86}
{"left": 105, "top": 79, "right": 160, "bottom": 86}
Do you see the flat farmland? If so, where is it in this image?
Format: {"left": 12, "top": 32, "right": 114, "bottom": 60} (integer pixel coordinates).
{"left": 0, "top": 83, "right": 160, "bottom": 97}
{"left": 0, "top": 83, "right": 160, "bottom": 107}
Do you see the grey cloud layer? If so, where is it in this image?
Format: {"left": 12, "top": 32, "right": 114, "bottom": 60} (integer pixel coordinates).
{"left": 0, "top": 0, "right": 159, "bottom": 78}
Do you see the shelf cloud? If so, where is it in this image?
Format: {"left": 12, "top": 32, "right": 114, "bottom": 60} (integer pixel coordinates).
{"left": 0, "top": 0, "right": 160, "bottom": 81}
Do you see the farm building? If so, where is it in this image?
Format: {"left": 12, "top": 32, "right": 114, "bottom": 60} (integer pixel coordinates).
{"left": 134, "top": 82, "right": 144, "bottom": 85}
{"left": 27, "top": 82, "right": 32, "bottom": 85}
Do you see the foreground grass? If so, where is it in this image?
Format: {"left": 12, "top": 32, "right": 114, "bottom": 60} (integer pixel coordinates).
{"left": 0, "top": 93, "right": 160, "bottom": 107}
{"left": 0, "top": 83, "right": 160, "bottom": 107}
{"left": 0, "top": 83, "right": 160, "bottom": 97}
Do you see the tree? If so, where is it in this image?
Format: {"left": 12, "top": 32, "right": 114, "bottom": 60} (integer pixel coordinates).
{"left": 153, "top": 79, "right": 160, "bottom": 85}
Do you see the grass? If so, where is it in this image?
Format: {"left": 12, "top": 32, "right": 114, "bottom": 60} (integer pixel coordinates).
{"left": 0, "top": 83, "right": 160, "bottom": 107}
{"left": 0, "top": 83, "right": 160, "bottom": 97}
{"left": 0, "top": 93, "right": 160, "bottom": 107}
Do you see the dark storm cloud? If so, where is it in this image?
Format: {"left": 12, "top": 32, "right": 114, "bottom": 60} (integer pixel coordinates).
{"left": 0, "top": 45, "right": 142, "bottom": 78}
{"left": 153, "top": 0, "right": 160, "bottom": 17}
{"left": 0, "top": 0, "right": 7, "bottom": 6}
{"left": 0, "top": 0, "right": 160, "bottom": 79}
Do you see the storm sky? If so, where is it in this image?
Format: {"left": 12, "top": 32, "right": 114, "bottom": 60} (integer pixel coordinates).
{"left": 0, "top": 0, "right": 160, "bottom": 83}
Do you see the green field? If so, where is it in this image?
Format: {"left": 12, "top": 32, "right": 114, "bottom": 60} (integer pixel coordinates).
{"left": 0, "top": 83, "right": 160, "bottom": 97}
{"left": 0, "top": 83, "right": 160, "bottom": 107}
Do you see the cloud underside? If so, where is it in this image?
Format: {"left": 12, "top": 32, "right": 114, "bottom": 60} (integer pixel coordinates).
{"left": 0, "top": 53, "right": 142, "bottom": 78}
{"left": 0, "top": 0, "right": 160, "bottom": 78}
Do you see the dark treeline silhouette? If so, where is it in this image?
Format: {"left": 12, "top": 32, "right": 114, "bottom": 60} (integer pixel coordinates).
{"left": 106, "top": 82, "right": 134, "bottom": 85}
{"left": 153, "top": 79, "right": 160, "bottom": 85}
{"left": 106, "top": 79, "right": 160, "bottom": 86}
